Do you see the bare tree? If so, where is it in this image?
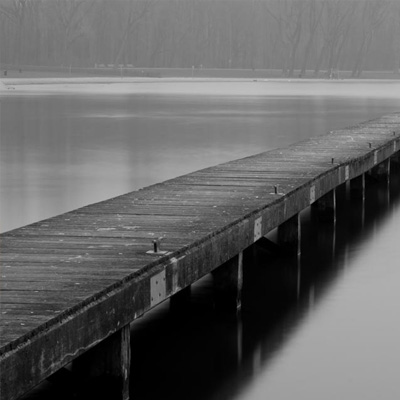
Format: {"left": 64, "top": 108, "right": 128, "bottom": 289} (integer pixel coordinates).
{"left": 351, "top": 0, "right": 391, "bottom": 77}
{"left": 264, "top": 0, "right": 305, "bottom": 77}
{"left": 113, "top": 0, "right": 154, "bottom": 67}
{"left": 314, "top": 0, "right": 357, "bottom": 77}
{"left": 51, "top": 0, "right": 95, "bottom": 66}
{"left": 0, "top": 0, "right": 29, "bottom": 65}
{"left": 0, "top": 0, "right": 397, "bottom": 74}
{"left": 393, "top": 2, "right": 400, "bottom": 74}
{"left": 300, "top": 0, "right": 324, "bottom": 77}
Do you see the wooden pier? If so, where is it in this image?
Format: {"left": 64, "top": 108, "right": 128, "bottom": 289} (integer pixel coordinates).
{"left": 1, "top": 113, "right": 400, "bottom": 399}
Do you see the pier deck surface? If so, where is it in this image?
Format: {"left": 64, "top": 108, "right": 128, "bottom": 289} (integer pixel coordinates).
{"left": 1, "top": 113, "right": 400, "bottom": 399}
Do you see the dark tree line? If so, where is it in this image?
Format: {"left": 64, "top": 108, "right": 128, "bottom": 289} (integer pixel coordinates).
{"left": 1, "top": 0, "right": 399, "bottom": 76}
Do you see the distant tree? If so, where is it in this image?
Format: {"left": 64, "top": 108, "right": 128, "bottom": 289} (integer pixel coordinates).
{"left": 0, "top": 0, "right": 29, "bottom": 65}
{"left": 0, "top": 0, "right": 398, "bottom": 74}
{"left": 264, "top": 0, "right": 306, "bottom": 76}
{"left": 351, "top": 0, "right": 390, "bottom": 77}
{"left": 393, "top": 2, "right": 400, "bottom": 74}
{"left": 300, "top": 0, "right": 325, "bottom": 76}
{"left": 314, "top": 0, "right": 358, "bottom": 77}
{"left": 113, "top": 0, "right": 154, "bottom": 67}
{"left": 51, "top": 0, "right": 95, "bottom": 66}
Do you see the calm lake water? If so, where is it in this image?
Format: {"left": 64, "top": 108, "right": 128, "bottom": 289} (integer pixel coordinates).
{"left": 2, "top": 79, "right": 400, "bottom": 399}
{"left": 1, "top": 80, "right": 400, "bottom": 232}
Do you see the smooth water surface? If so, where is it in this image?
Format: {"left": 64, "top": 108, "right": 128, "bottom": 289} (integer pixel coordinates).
{"left": 1, "top": 80, "right": 400, "bottom": 232}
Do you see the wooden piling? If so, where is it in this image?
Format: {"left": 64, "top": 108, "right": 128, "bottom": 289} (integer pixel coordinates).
{"left": 72, "top": 325, "right": 131, "bottom": 400}
{"left": 391, "top": 150, "right": 400, "bottom": 165}
{"left": 277, "top": 213, "right": 301, "bottom": 256}
{"left": 212, "top": 252, "right": 243, "bottom": 312}
{"left": 312, "top": 188, "right": 336, "bottom": 223}
{"left": 369, "top": 158, "right": 391, "bottom": 184}
{"left": 350, "top": 173, "right": 366, "bottom": 202}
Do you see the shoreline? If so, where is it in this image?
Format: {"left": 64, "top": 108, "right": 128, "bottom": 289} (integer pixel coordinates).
{"left": 1, "top": 77, "right": 400, "bottom": 101}
{"left": 2, "top": 75, "right": 400, "bottom": 87}
{"left": 1, "top": 65, "right": 399, "bottom": 86}
{"left": 2, "top": 75, "right": 400, "bottom": 85}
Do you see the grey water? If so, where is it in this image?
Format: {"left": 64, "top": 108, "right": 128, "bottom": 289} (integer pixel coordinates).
{"left": 1, "top": 80, "right": 399, "bottom": 233}
{"left": 2, "top": 80, "right": 400, "bottom": 399}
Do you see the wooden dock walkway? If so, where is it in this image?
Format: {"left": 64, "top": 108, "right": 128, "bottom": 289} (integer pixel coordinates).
{"left": 1, "top": 113, "right": 400, "bottom": 399}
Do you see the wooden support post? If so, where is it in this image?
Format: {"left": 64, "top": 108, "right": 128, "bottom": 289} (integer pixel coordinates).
{"left": 212, "top": 252, "right": 243, "bottom": 312}
{"left": 71, "top": 325, "right": 131, "bottom": 400}
{"left": 391, "top": 151, "right": 400, "bottom": 165}
{"left": 277, "top": 213, "right": 301, "bottom": 256}
{"left": 350, "top": 174, "right": 365, "bottom": 202}
{"left": 369, "top": 159, "right": 390, "bottom": 185}
{"left": 350, "top": 174, "right": 366, "bottom": 227}
{"left": 312, "top": 188, "right": 336, "bottom": 223}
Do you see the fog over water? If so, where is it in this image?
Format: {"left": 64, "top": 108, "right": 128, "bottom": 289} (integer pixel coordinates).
{"left": 2, "top": 79, "right": 400, "bottom": 400}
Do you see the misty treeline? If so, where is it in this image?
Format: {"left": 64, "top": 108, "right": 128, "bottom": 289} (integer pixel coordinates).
{"left": 1, "top": 0, "right": 399, "bottom": 77}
